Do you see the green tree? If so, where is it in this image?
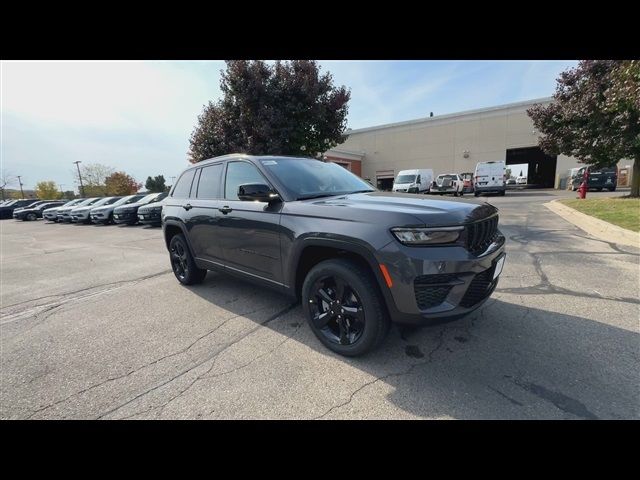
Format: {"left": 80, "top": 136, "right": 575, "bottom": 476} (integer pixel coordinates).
{"left": 35, "top": 180, "right": 63, "bottom": 199}
{"left": 188, "top": 60, "right": 351, "bottom": 162}
{"left": 145, "top": 175, "right": 168, "bottom": 192}
{"left": 105, "top": 172, "right": 141, "bottom": 196}
{"left": 528, "top": 60, "right": 640, "bottom": 197}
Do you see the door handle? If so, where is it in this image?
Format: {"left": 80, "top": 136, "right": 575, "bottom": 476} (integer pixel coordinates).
{"left": 218, "top": 206, "right": 233, "bottom": 214}
{"left": 183, "top": 204, "right": 192, "bottom": 211}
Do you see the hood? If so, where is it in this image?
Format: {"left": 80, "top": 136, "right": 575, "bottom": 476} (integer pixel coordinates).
{"left": 285, "top": 191, "right": 497, "bottom": 227}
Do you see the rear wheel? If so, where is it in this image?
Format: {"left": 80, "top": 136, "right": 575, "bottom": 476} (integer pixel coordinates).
{"left": 169, "top": 234, "right": 207, "bottom": 285}
{"left": 302, "top": 258, "right": 390, "bottom": 356}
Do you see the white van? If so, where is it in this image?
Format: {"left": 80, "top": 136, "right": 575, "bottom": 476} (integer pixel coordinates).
{"left": 474, "top": 161, "right": 506, "bottom": 196}
{"left": 392, "top": 169, "right": 434, "bottom": 194}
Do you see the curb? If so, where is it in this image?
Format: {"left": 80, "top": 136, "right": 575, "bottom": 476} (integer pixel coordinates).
{"left": 544, "top": 199, "right": 640, "bottom": 248}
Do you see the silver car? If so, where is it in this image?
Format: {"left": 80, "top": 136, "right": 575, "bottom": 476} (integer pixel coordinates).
{"left": 43, "top": 199, "right": 85, "bottom": 222}
{"left": 57, "top": 197, "right": 101, "bottom": 222}
{"left": 89, "top": 194, "right": 147, "bottom": 225}
{"left": 70, "top": 196, "right": 122, "bottom": 223}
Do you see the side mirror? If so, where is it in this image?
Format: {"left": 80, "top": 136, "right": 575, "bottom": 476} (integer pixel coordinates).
{"left": 237, "top": 183, "right": 280, "bottom": 203}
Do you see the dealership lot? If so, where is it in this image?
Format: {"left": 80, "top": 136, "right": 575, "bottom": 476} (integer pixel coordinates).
{"left": 1, "top": 190, "right": 638, "bottom": 419}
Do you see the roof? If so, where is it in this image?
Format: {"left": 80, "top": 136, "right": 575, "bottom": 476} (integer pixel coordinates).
{"left": 346, "top": 97, "right": 553, "bottom": 135}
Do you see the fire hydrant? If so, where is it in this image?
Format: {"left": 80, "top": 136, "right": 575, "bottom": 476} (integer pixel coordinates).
{"left": 578, "top": 167, "right": 590, "bottom": 199}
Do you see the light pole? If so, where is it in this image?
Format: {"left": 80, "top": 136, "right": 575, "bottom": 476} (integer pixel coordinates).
{"left": 17, "top": 176, "right": 25, "bottom": 199}
{"left": 73, "top": 161, "right": 85, "bottom": 197}
{"left": 59, "top": 184, "right": 65, "bottom": 199}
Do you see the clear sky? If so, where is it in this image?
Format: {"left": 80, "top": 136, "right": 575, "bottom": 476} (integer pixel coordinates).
{"left": 1, "top": 60, "right": 578, "bottom": 191}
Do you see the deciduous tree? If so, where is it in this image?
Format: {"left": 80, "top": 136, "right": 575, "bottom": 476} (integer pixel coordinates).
{"left": 35, "top": 181, "right": 63, "bottom": 199}
{"left": 105, "top": 172, "right": 141, "bottom": 196}
{"left": 189, "top": 60, "right": 351, "bottom": 162}
{"left": 528, "top": 60, "right": 640, "bottom": 197}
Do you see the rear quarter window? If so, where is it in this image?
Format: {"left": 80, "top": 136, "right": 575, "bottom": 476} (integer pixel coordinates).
{"left": 172, "top": 169, "right": 197, "bottom": 198}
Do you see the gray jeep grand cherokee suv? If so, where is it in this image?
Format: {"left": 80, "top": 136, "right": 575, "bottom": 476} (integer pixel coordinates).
{"left": 163, "top": 155, "right": 506, "bottom": 356}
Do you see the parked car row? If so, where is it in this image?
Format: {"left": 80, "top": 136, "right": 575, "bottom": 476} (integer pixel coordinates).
{"left": 2, "top": 192, "right": 167, "bottom": 226}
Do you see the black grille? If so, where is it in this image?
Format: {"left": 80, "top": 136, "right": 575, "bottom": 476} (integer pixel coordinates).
{"left": 414, "top": 273, "right": 459, "bottom": 309}
{"left": 466, "top": 216, "right": 499, "bottom": 254}
{"left": 459, "top": 267, "right": 497, "bottom": 308}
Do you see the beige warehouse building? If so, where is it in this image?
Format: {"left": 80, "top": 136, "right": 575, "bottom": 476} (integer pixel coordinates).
{"left": 324, "top": 97, "right": 634, "bottom": 190}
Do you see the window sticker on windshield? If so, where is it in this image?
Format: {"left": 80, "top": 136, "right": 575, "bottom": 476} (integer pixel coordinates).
{"left": 261, "top": 160, "right": 278, "bottom": 165}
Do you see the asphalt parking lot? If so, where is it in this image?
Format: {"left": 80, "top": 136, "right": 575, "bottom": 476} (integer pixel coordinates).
{"left": 1, "top": 190, "right": 639, "bottom": 419}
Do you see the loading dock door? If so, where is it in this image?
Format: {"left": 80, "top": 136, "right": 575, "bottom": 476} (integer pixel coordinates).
{"left": 376, "top": 170, "right": 395, "bottom": 191}
{"left": 506, "top": 147, "right": 557, "bottom": 188}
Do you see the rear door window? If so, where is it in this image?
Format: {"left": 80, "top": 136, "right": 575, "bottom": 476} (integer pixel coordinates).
{"left": 196, "top": 163, "right": 224, "bottom": 199}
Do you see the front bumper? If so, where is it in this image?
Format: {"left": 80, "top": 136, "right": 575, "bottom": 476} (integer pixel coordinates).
{"left": 113, "top": 211, "right": 138, "bottom": 224}
{"left": 375, "top": 234, "right": 506, "bottom": 325}
{"left": 137, "top": 210, "right": 161, "bottom": 224}
{"left": 71, "top": 212, "right": 90, "bottom": 222}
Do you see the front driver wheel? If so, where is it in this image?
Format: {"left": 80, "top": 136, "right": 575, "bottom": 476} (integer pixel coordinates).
{"left": 302, "top": 258, "right": 390, "bottom": 356}
{"left": 169, "top": 234, "right": 207, "bottom": 285}
{"left": 26, "top": 212, "right": 38, "bottom": 221}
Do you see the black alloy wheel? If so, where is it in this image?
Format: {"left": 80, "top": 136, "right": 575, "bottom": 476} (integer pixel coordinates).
{"left": 26, "top": 212, "right": 37, "bottom": 221}
{"left": 302, "top": 258, "right": 390, "bottom": 356}
{"left": 169, "top": 234, "right": 207, "bottom": 285}
{"left": 309, "top": 275, "right": 366, "bottom": 346}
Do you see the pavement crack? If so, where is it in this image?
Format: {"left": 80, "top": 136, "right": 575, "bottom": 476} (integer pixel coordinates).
{"left": 96, "top": 302, "right": 297, "bottom": 420}
{"left": 314, "top": 326, "right": 449, "bottom": 419}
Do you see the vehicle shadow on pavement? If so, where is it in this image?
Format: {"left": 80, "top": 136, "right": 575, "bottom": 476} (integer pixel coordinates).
{"left": 185, "top": 275, "right": 639, "bottom": 420}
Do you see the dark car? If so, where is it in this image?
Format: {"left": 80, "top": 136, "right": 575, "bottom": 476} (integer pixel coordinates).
{"left": 162, "top": 155, "right": 505, "bottom": 357}
{"left": 113, "top": 192, "right": 167, "bottom": 225}
{"left": 137, "top": 197, "right": 166, "bottom": 226}
{"left": 0, "top": 199, "right": 40, "bottom": 219}
{"left": 13, "top": 201, "right": 67, "bottom": 221}
{"left": 570, "top": 166, "right": 617, "bottom": 191}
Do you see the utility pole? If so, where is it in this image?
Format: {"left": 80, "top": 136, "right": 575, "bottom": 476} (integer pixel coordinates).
{"left": 73, "top": 161, "right": 85, "bottom": 197}
{"left": 17, "top": 176, "right": 25, "bottom": 199}
{"left": 59, "top": 184, "right": 65, "bottom": 199}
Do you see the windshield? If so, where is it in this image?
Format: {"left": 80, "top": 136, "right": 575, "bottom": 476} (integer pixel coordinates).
{"left": 62, "top": 199, "right": 82, "bottom": 207}
{"left": 139, "top": 192, "right": 167, "bottom": 205}
{"left": 260, "top": 158, "right": 375, "bottom": 200}
{"left": 112, "top": 195, "right": 146, "bottom": 206}
{"left": 438, "top": 175, "right": 456, "bottom": 180}
{"left": 395, "top": 175, "right": 416, "bottom": 184}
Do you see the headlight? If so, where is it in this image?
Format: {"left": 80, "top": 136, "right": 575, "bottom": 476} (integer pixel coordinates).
{"left": 391, "top": 227, "right": 462, "bottom": 245}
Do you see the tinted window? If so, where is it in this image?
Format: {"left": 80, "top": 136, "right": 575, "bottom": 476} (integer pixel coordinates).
{"left": 225, "top": 162, "right": 268, "bottom": 200}
{"left": 197, "top": 164, "right": 223, "bottom": 199}
{"left": 172, "top": 169, "right": 196, "bottom": 198}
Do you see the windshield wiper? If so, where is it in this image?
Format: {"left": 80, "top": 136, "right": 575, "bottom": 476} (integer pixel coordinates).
{"left": 345, "top": 189, "right": 375, "bottom": 195}
{"left": 296, "top": 193, "right": 343, "bottom": 201}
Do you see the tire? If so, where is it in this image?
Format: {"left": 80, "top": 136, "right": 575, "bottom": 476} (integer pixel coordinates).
{"left": 474, "top": 191, "right": 480, "bottom": 197}
{"left": 608, "top": 187, "right": 616, "bottom": 192}
{"left": 459, "top": 190, "right": 464, "bottom": 196}
{"left": 26, "top": 213, "right": 37, "bottom": 221}
{"left": 597, "top": 188, "right": 603, "bottom": 192}
{"left": 499, "top": 190, "right": 506, "bottom": 196}
{"left": 169, "top": 234, "right": 207, "bottom": 285}
{"left": 301, "top": 258, "right": 390, "bottom": 357}
{"left": 453, "top": 191, "right": 459, "bottom": 197}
